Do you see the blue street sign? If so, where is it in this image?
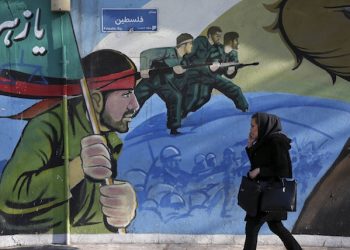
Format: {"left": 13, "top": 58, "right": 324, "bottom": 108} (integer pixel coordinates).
{"left": 102, "top": 8, "right": 158, "bottom": 32}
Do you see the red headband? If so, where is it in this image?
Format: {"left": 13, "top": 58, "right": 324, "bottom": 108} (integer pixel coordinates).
{"left": 87, "top": 68, "right": 136, "bottom": 93}
{"left": 2, "top": 68, "right": 138, "bottom": 120}
{"left": 0, "top": 68, "right": 137, "bottom": 98}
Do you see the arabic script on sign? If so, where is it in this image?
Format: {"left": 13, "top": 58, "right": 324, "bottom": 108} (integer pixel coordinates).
{"left": 115, "top": 16, "right": 144, "bottom": 25}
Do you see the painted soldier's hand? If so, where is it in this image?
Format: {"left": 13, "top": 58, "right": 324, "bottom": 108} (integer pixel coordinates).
{"left": 81, "top": 134, "right": 112, "bottom": 180}
{"left": 227, "top": 66, "right": 237, "bottom": 75}
{"left": 173, "top": 65, "right": 186, "bottom": 75}
{"left": 140, "top": 69, "right": 150, "bottom": 78}
{"left": 209, "top": 62, "right": 221, "bottom": 72}
{"left": 100, "top": 180, "right": 137, "bottom": 228}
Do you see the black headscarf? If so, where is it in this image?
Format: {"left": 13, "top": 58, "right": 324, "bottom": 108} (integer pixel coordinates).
{"left": 253, "top": 112, "right": 282, "bottom": 143}
{"left": 253, "top": 113, "right": 282, "bottom": 142}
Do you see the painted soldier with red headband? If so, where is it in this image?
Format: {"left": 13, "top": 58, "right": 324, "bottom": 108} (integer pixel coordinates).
{"left": 0, "top": 50, "right": 139, "bottom": 234}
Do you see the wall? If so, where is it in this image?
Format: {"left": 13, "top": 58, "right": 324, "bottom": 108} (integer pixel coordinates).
{"left": 1, "top": 0, "right": 350, "bottom": 245}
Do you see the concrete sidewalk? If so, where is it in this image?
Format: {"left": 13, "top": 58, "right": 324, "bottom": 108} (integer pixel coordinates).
{"left": 2, "top": 234, "right": 350, "bottom": 249}
{"left": 3, "top": 244, "right": 350, "bottom": 250}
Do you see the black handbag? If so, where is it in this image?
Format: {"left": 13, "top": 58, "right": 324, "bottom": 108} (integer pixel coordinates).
{"left": 260, "top": 178, "right": 297, "bottom": 212}
{"left": 237, "top": 176, "right": 262, "bottom": 216}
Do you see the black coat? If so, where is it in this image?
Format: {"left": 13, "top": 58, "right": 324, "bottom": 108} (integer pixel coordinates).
{"left": 245, "top": 132, "right": 293, "bottom": 221}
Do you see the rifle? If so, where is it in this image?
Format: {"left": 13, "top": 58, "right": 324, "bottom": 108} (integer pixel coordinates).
{"left": 217, "top": 61, "right": 259, "bottom": 68}
{"left": 185, "top": 61, "right": 259, "bottom": 69}
{"left": 136, "top": 61, "right": 259, "bottom": 79}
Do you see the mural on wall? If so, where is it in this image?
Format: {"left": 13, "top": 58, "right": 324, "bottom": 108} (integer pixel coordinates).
{"left": 0, "top": 0, "right": 350, "bottom": 237}
{"left": 135, "top": 28, "right": 258, "bottom": 135}
{"left": 0, "top": 0, "right": 138, "bottom": 234}
{"left": 265, "top": 0, "right": 350, "bottom": 83}
{"left": 264, "top": 0, "right": 350, "bottom": 236}
{"left": 113, "top": 0, "right": 350, "bottom": 235}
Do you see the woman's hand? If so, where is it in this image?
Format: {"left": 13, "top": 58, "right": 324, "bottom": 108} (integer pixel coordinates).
{"left": 249, "top": 168, "right": 260, "bottom": 179}
{"left": 247, "top": 132, "right": 256, "bottom": 148}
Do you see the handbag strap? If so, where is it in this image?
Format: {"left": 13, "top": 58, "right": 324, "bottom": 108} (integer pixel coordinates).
{"left": 279, "top": 178, "right": 296, "bottom": 192}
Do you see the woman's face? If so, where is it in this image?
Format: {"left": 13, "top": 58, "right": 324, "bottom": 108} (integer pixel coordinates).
{"left": 250, "top": 118, "right": 259, "bottom": 142}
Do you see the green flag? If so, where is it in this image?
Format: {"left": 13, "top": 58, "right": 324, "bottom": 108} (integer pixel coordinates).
{"left": 0, "top": 0, "right": 84, "bottom": 98}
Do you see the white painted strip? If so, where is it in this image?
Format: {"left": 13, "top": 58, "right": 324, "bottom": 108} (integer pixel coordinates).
{"left": 1, "top": 234, "right": 350, "bottom": 248}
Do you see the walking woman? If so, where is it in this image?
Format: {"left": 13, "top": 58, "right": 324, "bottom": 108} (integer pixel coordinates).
{"left": 243, "top": 112, "right": 302, "bottom": 250}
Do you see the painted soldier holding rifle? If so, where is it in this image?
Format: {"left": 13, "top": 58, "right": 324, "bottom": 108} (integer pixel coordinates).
{"left": 135, "top": 33, "right": 194, "bottom": 135}
{"left": 182, "top": 26, "right": 250, "bottom": 118}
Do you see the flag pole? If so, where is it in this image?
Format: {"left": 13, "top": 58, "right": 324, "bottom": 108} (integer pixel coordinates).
{"left": 79, "top": 74, "right": 127, "bottom": 235}
{"left": 79, "top": 78, "right": 100, "bottom": 135}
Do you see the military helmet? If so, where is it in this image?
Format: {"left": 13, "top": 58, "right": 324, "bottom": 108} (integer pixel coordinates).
{"left": 206, "top": 153, "right": 216, "bottom": 160}
{"left": 223, "top": 147, "right": 235, "bottom": 156}
{"left": 160, "top": 145, "right": 181, "bottom": 162}
{"left": 194, "top": 154, "right": 206, "bottom": 164}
